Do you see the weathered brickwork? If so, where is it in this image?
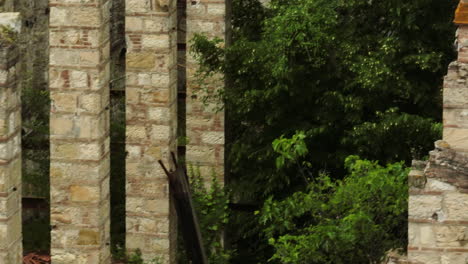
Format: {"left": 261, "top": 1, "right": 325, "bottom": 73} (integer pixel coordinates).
{"left": 408, "top": 4, "right": 468, "bottom": 263}
{"left": 0, "top": 0, "right": 226, "bottom": 261}
{"left": 48, "top": 0, "right": 112, "bottom": 262}
{"left": 185, "top": 0, "right": 225, "bottom": 180}
{"left": 407, "top": 142, "right": 468, "bottom": 264}
{"left": 125, "top": 0, "right": 178, "bottom": 262}
{"left": 0, "top": 13, "right": 22, "bottom": 264}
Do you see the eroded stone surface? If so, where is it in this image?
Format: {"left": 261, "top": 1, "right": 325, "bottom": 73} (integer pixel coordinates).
{"left": 49, "top": 0, "right": 111, "bottom": 263}
{"left": 408, "top": 16, "right": 468, "bottom": 264}
{"left": 0, "top": 12, "right": 22, "bottom": 264}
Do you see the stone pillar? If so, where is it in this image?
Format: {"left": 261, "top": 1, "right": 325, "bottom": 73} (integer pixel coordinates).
{"left": 48, "top": 0, "right": 111, "bottom": 262}
{"left": 186, "top": 0, "right": 225, "bottom": 179}
{"left": 125, "top": 0, "right": 178, "bottom": 262}
{"left": 407, "top": 2, "right": 468, "bottom": 263}
{"left": 0, "top": 12, "right": 22, "bottom": 264}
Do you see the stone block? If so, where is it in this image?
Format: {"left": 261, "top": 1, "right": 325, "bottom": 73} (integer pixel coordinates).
{"left": 408, "top": 222, "right": 420, "bottom": 246}
{"left": 409, "top": 195, "right": 443, "bottom": 220}
{"left": 201, "top": 131, "right": 224, "bottom": 145}
{"left": 51, "top": 92, "right": 78, "bottom": 113}
{"left": 151, "top": 73, "right": 170, "bottom": 87}
{"left": 186, "top": 145, "right": 216, "bottom": 164}
{"left": 444, "top": 193, "right": 468, "bottom": 220}
{"left": 70, "top": 185, "right": 99, "bottom": 202}
{"left": 126, "top": 0, "right": 151, "bottom": 12}
{"left": 127, "top": 52, "right": 156, "bottom": 70}
{"left": 207, "top": 3, "right": 225, "bottom": 15}
{"left": 142, "top": 34, "right": 170, "bottom": 49}
{"left": 148, "top": 107, "right": 170, "bottom": 121}
{"left": 443, "top": 127, "right": 468, "bottom": 152}
{"left": 408, "top": 251, "right": 441, "bottom": 264}
{"left": 0, "top": 13, "right": 21, "bottom": 33}
{"left": 441, "top": 253, "right": 468, "bottom": 264}
{"left": 50, "top": 48, "right": 80, "bottom": 66}
{"left": 435, "top": 225, "right": 467, "bottom": 247}
{"left": 77, "top": 230, "right": 99, "bottom": 245}
{"left": 143, "top": 16, "right": 169, "bottom": 32}
{"left": 444, "top": 108, "right": 468, "bottom": 128}
{"left": 70, "top": 70, "right": 89, "bottom": 89}
{"left": 427, "top": 179, "right": 457, "bottom": 191}
{"left": 79, "top": 93, "right": 102, "bottom": 113}
{"left": 126, "top": 16, "right": 144, "bottom": 31}
{"left": 51, "top": 142, "right": 103, "bottom": 161}
{"left": 50, "top": 116, "right": 74, "bottom": 136}
{"left": 444, "top": 85, "right": 468, "bottom": 106}
{"left": 151, "top": 125, "right": 171, "bottom": 141}
{"left": 80, "top": 51, "right": 101, "bottom": 67}
{"left": 408, "top": 169, "right": 426, "bottom": 189}
{"left": 126, "top": 125, "right": 147, "bottom": 141}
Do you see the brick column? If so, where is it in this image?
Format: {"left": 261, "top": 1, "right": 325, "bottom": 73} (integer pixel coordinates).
{"left": 407, "top": 2, "right": 468, "bottom": 263}
{"left": 186, "top": 0, "right": 225, "bottom": 179}
{"left": 48, "top": 0, "right": 111, "bottom": 262}
{"left": 125, "top": 0, "right": 178, "bottom": 262}
{"left": 0, "top": 13, "right": 22, "bottom": 264}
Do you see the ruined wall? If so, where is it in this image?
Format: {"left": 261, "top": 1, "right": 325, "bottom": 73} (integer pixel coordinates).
{"left": 0, "top": 0, "right": 227, "bottom": 262}
{"left": 124, "top": 0, "right": 178, "bottom": 262}
{"left": 185, "top": 0, "right": 226, "bottom": 181}
{"left": 48, "top": 0, "right": 112, "bottom": 262}
{"left": 407, "top": 2, "right": 468, "bottom": 263}
{"left": 0, "top": 13, "right": 22, "bottom": 263}
{"left": 407, "top": 142, "right": 468, "bottom": 263}
{"left": 0, "top": 0, "right": 50, "bottom": 199}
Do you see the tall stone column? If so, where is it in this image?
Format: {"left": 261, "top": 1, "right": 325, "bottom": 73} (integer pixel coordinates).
{"left": 48, "top": 0, "right": 111, "bottom": 262}
{"left": 186, "top": 0, "right": 225, "bottom": 180}
{"left": 0, "top": 13, "right": 22, "bottom": 264}
{"left": 125, "top": 0, "right": 178, "bottom": 262}
{"left": 407, "top": 2, "right": 468, "bottom": 263}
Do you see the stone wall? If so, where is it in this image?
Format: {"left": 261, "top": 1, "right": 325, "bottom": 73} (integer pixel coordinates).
{"left": 185, "top": 0, "right": 225, "bottom": 181}
{"left": 125, "top": 0, "right": 178, "bottom": 262}
{"left": 407, "top": 2, "right": 468, "bottom": 263}
{"left": 407, "top": 142, "right": 468, "bottom": 264}
{"left": 0, "top": 0, "right": 226, "bottom": 262}
{"left": 0, "top": 0, "right": 50, "bottom": 199}
{"left": 0, "top": 12, "right": 22, "bottom": 264}
{"left": 48, "top": 0, "right": 112, "bottom": 262}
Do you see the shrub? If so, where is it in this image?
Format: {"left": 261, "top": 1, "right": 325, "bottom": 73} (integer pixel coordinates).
{"left": 259, "top": 156, "right": 409, "bottom": 264}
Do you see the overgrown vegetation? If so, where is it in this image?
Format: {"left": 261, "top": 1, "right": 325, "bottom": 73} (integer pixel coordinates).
{"left": 13, "top": 0, "right": 459, "bottom": 262}
{"left": 191, "top": 0, "right": 457, "bottom": 262}
{"left": 177, "top": 166, "right": 232, "bottom": 263}
{"left": 0, "top": 25, "right": 16, "bottom": 46}
{"left": 113, "top": 248, "right": 163, "bottom": 264}
{"left": 260, "top": 154, "right": 408, "bottom": 264}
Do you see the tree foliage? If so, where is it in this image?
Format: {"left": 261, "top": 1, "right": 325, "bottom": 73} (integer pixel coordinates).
{"left": 192, "top": 0, "right": 456, "bottom": 199}
{"left": 259, "top": 156, "right": 409, "bottom": 264}
{"left": 191, "top": 0, "right": 456, "bottom": 262}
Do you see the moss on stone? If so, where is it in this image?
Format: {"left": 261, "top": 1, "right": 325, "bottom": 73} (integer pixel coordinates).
{"left": 0, "top": 25, "right": 16, "bottom": 46}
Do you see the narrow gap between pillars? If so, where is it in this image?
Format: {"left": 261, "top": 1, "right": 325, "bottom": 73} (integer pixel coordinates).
{"left": 109, "top": 0, "right": 127, "bottom": 257}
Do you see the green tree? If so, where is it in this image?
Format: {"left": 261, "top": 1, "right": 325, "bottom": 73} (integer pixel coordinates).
{"left": 192, "top": 0, "right": 456, "bottom": 262}
{"left": 259, "top": 156, "right": 408, "bottom": 264}
{"left": 193, "top": 0, "right": 455, "bottom": 196}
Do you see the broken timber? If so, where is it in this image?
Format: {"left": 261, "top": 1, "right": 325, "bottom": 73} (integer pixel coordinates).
{"left": 158, "top": 153, "right": 208, "bottom": 264}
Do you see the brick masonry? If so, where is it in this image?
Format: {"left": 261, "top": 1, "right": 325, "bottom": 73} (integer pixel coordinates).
{"left": 407, "top": 2, "right": 468, "bottom": 263}
{"left": 186, "top": 0, "right": 225, "bottom": 181}
{"left": 0, "top": 12, "right": 22, "bottom": 264}
{"left": 125, "top": 0, "right": 178, "bottom": 262}
{"left": 0, "top": 0, "right": 226, "bottom": 262}
{"left": 48, "top": 0, "right": 112, "bottom": 262}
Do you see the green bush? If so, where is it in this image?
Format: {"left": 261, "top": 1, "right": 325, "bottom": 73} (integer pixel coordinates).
{"left": 259, "top": 156, "right": 409, "bottom": 264}
{"left": 177, "top": 166, "right": 231, "bottom": 263}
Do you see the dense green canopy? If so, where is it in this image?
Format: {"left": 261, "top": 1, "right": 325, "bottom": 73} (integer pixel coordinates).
{"left": 192, "top": 0, "right": 457, "bottom": 262}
